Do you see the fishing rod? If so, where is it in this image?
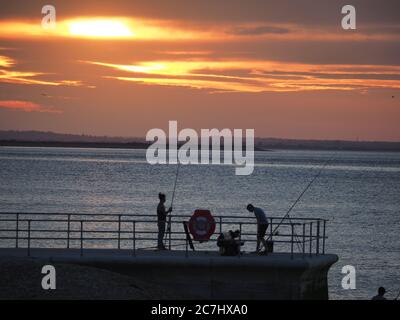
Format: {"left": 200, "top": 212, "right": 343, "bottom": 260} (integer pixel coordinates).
{"left": 166, "top": 162, "right": 181, "bottom": 243}
{"left": 266, "top": 153, "right": 336, "bottom": 252}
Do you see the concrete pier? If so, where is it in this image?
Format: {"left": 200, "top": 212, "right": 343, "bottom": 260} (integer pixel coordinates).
{"left": 0, "top": 248, "right": 338, "bottom": 300}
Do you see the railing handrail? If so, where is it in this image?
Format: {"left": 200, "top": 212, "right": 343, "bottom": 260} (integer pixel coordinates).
{"left": 0, "top": 218, "right": 309, "bottom": 226}
{"left": 0, "top": 211, "right": 328, "bottom": 222}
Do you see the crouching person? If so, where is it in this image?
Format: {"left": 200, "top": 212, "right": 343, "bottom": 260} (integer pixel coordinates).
{"left": 217, "top": 230, "right": 244, "bottom": 256}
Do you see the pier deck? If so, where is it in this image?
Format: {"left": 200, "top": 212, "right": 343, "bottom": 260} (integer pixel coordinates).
{"left": 0, "top": 247, "right": 336, "bottom": 264}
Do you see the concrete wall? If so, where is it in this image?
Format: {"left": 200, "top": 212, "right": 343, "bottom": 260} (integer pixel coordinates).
{"left": 60, "top": 253, "right": 338, "bottom": 300}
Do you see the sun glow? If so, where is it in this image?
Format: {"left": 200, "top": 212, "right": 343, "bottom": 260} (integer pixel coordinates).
{"left": 66, "top": 19, "right": 134, "bottom": 38}
{"left": 0, "top": 17, "right": 211, "bottom": 41}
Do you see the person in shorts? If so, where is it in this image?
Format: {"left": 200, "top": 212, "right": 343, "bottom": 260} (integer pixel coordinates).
{"left": 247, "top": 204, "right": 269, "bottom": 254}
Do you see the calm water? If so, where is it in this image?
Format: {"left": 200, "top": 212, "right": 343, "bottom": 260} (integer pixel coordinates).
{"left": 0, "top": 146, "right": 399, "bottom": 300}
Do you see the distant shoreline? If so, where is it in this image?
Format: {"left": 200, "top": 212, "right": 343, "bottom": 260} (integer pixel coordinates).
{"left": 0, "top": 140, "right": 267, "bottom": 152}
{"left": 1, "top": 140, "right": 400, "bottom": 152}
{"left": 0, "top": 140, "right": 150, "bottom": 150}
{"left": 1, "top": 130, "right": 400, "bottom": 152}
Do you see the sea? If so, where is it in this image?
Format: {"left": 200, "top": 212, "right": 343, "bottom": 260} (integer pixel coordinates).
{"left": 0, "top": 146, "right": 399, "bottom": 300}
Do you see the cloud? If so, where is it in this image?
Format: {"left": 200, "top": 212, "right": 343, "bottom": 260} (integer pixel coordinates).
{"left": 161, "top": 51, "right": 213, "bottom": 57}
{"left": 0, "top": 55, "right": 14, "bottom": 67}
{"left": 0, "top": 54, "right": 86, "bottom": 87}
{"left": 0, "top": 100, "right": 61, "bottom": 113}
{"left": 0, "top": 69, "right": 84, "bottom": 86}
{"left": 86, "top": 59, "right": 400, "bottom": 93}
{"left": 1, "top": 0, "right": 399, "bottom": 27}
{"left": 1, "top": 17, "right": 399, "bottom": 43}
{"left": 228, "top": 25, "right": 291, "bottom": 36}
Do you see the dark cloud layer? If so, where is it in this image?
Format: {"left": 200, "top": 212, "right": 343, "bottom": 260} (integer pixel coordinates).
{"left": 1, "top": 0, "right": 399, "bottom": 26}
{"left": 228, "top": 26, "right": 291, "bottom": 36}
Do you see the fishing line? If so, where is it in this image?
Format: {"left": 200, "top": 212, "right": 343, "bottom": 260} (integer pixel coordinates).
{"left": 170, "top": 162, "right": 180, "bottom": 209}
{"left": 267, "top": 152, "right": 337, "bottom": 253}
{"left": 166, "top": 162, "right": 181, "bottom": 238}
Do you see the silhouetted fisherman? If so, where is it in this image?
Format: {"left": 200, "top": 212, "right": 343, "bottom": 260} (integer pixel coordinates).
{"left": 157, "top": 193, "right": 172, "bottom": 250}
{"left": 247, "top": 204, "right": 268, "bottom": 254}
{"left": 372, "top": 287, "right": 387, "bottom": 300}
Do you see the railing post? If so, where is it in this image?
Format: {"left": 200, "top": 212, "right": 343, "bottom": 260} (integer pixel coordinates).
{"left": 322, "top": 220, "right": 326, "bottom": 255}
{"left": 309, "top": 222, "right": 312, "bottom": 257}
{"left": 16, "top": 213, "right": 19, "bottom": 248}
{"left": 185, "top": 237, "right": 188, "bottom": 258}
{"left": 302, "top": 223, "right": 306, "bottom": 259}
{"left": 291, "top": 223, "right": 294, "bottom": 260}
{"left": 219, "top": 217, "right": 222, "bottom": 234}
{"left": 80, "top": 220, "right": 83, "bottom": 256}
{"left": 316, "top": 220, "right": 320, "bottom": 255}
{"left": 132, "top": 221, "right": 136, "bottom": 257}
{"left": 27, "top": 219, "right": 31, "bottom": 257}
{"left": 239, "top": 223, "right": 242, "bottom": 258}
{"left": 67, "top": 214, "right": 71, "bottom": 249}
{"left": 168, "top": 216, "right": 172, "bottom": 250}
{"left": 269, "top": 218, "right": 273, "bottom": 241}
{"left": 118, "top": 215, "right": 121, "bottom": 249}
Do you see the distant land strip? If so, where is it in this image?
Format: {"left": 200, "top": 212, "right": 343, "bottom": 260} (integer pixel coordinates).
{"left": 0, "top": 140, "right": 266, "bottom": 151}
{"left": 0, "top": 131, "right": 399, "bottom": 152}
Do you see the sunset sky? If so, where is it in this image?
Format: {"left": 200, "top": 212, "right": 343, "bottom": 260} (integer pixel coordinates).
{"left": 0, "top": 0, "right": 399, "bottom": 141}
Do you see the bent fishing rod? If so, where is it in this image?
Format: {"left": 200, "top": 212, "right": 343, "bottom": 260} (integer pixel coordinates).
{"left": 266, "top": 152, "right": 336, "bottom": 252}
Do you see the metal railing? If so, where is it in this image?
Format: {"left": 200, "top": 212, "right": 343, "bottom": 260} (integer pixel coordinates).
{"left": 0, "top": 212, "right": 328, "bottom": 259}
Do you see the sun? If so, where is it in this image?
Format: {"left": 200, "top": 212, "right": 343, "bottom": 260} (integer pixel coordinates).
{"left": 65, "top": 18, "right": 135, "bottom": 38}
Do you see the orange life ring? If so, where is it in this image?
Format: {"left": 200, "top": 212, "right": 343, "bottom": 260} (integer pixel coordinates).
{"left": 188, "top": 209, "right": 216, "bottom": 241}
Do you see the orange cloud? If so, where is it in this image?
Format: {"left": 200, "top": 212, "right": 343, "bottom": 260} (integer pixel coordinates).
{"left": 0, "top": 54, "right": 86, "bottom": 87}
{"left": 87, "top": 59, "right": 400, "bottom": 93}
{"left": 0, "top": 100, "right": 61, "bottom": 113}
{"left": 0, "top": 55, "right": 14, "bottom": 68}
{"left": 0, "top": 69, "right": 84, "bottom": 86}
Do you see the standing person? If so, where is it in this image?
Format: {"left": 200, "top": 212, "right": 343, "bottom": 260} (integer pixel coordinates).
{"left": 246, "top": 204, "right": 269, "bottom": 253}
{"left": 372, "top": 287, "right": 387, "bottom": 300}
{"left": 157, "top": 193, "right": 172, "bottom": 250}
